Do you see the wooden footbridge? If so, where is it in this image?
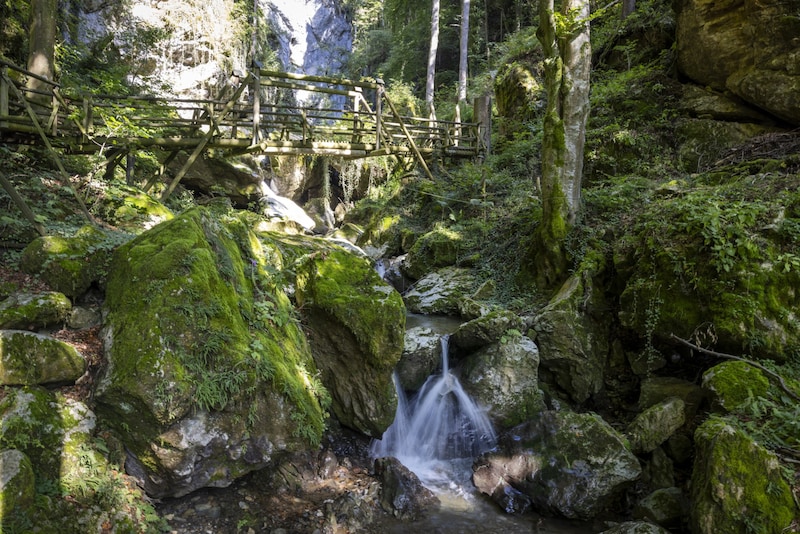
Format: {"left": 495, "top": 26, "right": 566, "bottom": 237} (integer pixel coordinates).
{"left": 1, "top": 58, "right": 489, "bottom": 205}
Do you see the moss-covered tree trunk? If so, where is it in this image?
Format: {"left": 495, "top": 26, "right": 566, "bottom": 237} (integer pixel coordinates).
{"left": 532, "top": 0, "right": 591, "bottom": 288}
{"left": 26, "top": 0, "right": 56, "bottom": 99}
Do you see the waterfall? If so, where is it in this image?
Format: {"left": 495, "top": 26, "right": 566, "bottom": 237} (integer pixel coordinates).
{"left": 370, "top": 335, "right": 497, "bottom": 487}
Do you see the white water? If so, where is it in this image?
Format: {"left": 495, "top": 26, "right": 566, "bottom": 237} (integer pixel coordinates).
{"left": 370, "top": 335, "right": 497, "bottom": 489}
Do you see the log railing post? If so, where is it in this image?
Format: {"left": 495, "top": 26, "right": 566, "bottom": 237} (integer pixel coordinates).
{"left": 0, "top": 66, "right": 8, "bottom": 130}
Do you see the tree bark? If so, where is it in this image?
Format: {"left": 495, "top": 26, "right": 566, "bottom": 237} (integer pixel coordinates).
{"left": 26, "top": 0, "right": 57, "bottom": 98}
{"left": 622, "top": 0, "right": 636, "bottom": 19}
{"left": 533, "top": 0, "right": 591, "bottom": 288}
{"left": 457, "top": 0, "right": 471, "bottom": 109}
{"left": 425, "top": 0, "right": 440, "bottom": 119}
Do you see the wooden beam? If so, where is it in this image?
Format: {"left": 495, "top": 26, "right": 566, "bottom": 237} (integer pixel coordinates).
{"left": 0, "top": 169, "right": 47, "bottom": 236}
{"left": 380, "top": 89, "right": 435, "bottom": 180}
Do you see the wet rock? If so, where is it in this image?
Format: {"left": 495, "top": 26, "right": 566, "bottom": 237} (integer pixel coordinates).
{"left": 403, "top": 267, "right": 477, "bottom": 316}
{"left": 0, "top": 291, "right": 71, "bottom": 331}
{"left": 600, "top": 521, "right": 671, "bottom": 534}
{"left": 690, "top": 417, "right": 795, "bottom": 533}
{"left": 397, "top": 327, "right": 442, "bottom": 391}
{"left": 626, "top": 397, "right": 685, "bottom": 454}
{"left": 373, "top": 457, "right": 438, "bottom": 520}
{"left": 702, "top": 360, "right": 769, "bottom": 412}
{"left": 474, "top": 410, "right": 641, "bottom": 520}
{"left": 462, "top": 335, "right": 544, "bottom": 428}
{"left": 0, "top": 330, "right": 86, "bottom": 386}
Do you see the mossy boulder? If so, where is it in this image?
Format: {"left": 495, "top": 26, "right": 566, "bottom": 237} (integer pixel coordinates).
{"left": 20, "top": 225, "right": 115, "bottom": 299}
{"left": 88, "top": 182, "right": 173, "bottom": 231}
{"left": 0, "top": 291, "right": 71, "bottom": 330}
{"left": 295, "top": 248, "right": 405, "bottom": 436}
{"left": 0, "top": 330, "right": 86, "bottom": 386}
{"left": 690, "top": 417, "right": 796, "bottom": 534}
{"left": 462, "top": 335, "right": 544, "bottom": 428}
{"left": 403, "top": 267, "right": 477, "bottom": 316}
{"left": 702, "top": 360, "right": 769, "bottom": 412}
{"left": 474, "top": 410, "right": 641, "bottom": 520}
{"left": 626, "top": 397, "right": 686, "bottom": 454}
{"left": 402, "top": 227, "right": 465, "bottom": 280}
{"left": 96, "top": 207, "right": 329, "bottom": 498}
{"left": 533, "top": 271, "right": 610, "bottom": 403}
{"left": 451, "top": 309, "right": 524, "bottom": 351}
{"left": 0, "top": 449, "right": 35, "bottom": 517}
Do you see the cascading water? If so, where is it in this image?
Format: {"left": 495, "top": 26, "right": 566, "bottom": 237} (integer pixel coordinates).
{"left": 370, "top": 335, "right": 496, "bottom": 489}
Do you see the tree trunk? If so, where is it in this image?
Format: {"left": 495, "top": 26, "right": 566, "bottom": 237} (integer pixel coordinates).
{"left": 622, "top": 0, "right": 636, "bottom": 18}
{"left": 456, "top": 0, "right": 471, "bottom": 128}
{"left": 426, "top": 0, "right": 440, "bottom": 119}
{"left": 26, "top": 0, "right": 57, "bottom": 98}
{"left": 532, "top": 0, "right": 591, "bottom": 288}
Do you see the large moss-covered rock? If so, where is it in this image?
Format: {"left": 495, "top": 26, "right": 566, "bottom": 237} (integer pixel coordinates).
{"left": 473, "top": 411, "right": 641, "bottom": 520}
{"left": 0, "top": 449, "right": 35, "bottom": 517}
{"left": 675, "top": 0, "right": 800, "bottom": 125}
{"left": 533, "top": 271, "right": 610, "bottom": 403}
{"left": 296, "top": 248, "right": 405, "bottom": 436}
{"left": 451, "top": 309, "right": 523, "bottom": 351}
{"left": 462, "top": 336, "right": 544, "bottom": 428}
{"left": 626, "top": 397, "right": 686, "bottom": 454}
{"left": 20, "top": 225, "right": 115, "bottom": 299}
{"left": 87, "top": 182, "right": 173, "bottom": 232}
{"left": 0, "top": 330, "right": 86, "bottom": 386}
{"left": 494, "top": 57, "right": 543, "bottom": 138}
{"left": 403, "top": 267, "right": 477, "bottom": 316}
{"left": 96, "top": 207, "right": 330, "bottom": 498}
{"left": 690, "top": 417, "right": 796, "bottom": 533}
{"left": 402, "top": 227, "right": 465, "bottom": 280}
{"left": 0, "top": 291, "right": 71, "bottom": 330}
{"left": 702, "top": 360, "right": 769, "bottom": 412}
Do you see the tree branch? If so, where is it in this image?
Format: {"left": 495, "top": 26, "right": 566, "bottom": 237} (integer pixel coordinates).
{"left": 670, "top": 333, "right": 800, "bottom": 402}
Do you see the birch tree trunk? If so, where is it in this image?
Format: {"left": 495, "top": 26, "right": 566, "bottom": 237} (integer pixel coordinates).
{"left": 426, "top": 0, "right": 440, "bottom": 119}
{"left": 455, "top": 0, "right": 471, "bottom": 127}
{"left": 533, "top": 0, "right": 591, "bottom": 287}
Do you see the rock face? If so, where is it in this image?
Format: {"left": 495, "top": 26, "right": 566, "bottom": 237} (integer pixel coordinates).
{"left": 473, "top": 411, "right": 641, "bottom": 520}
{"left": 0, "top": 330, "right": 86, "bottom": 386}
{"left": 675, "top": 0, "right": 800, "bottom": 125}
{"left": 534, "top": 272, "right": 610, "bottom": 403}
{"left": 295, "top": 248, "right": 405, "bottom": 437}
{"left": 403, "top": 267, "right": 477, "bottom": 316}
{"left": 397, "top": 327, "right": 442, "bottom": 391}
{"left": 690, "top": 418, "right": 795, "bottom": 534}
{"left": 462, "top": 336, "right": 544, "bottom": 428}
{"left": 96, "top": 207, "right": 320, "bottom": 498}
{"left": 0, "top": 449, "right": 35, "bottom": 516}
{"left": 0, "top": 292, "right": 71, "bottom": 330}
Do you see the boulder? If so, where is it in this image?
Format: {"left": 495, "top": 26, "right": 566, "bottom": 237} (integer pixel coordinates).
{"left": 675, "top": 118, "right": 777, "bottom": 172}
{"left": 373, "top": 457, "right": 438, "bottom": 520}
{"left": 0, "top": 449, "right": 35, "bottom": 516}
{"left": 690, "top": 417, "right": 795, "bottom": 534}
{"left": 0, "top": 291, "right": 71, "bottom": 330}
{"left": 296, "top": 248, "right": 406, "bottom": 437}
{"left": 600, "top": 522, "right": 671, "bottom": 534}
{"left": 0, "top": 330, "right": 86, "bottom": 386}
{"left": 86, "top": 182, "right": 173, "bottom": 232}
{"left": 626, "top": 397, "right": 686, "bottom": 454}
{"left": 397, "top": 327, "right": 442, "bottom": 391}
{"left": 633, "top": 487, "right": 688, "bottom": 530}
{"left": 533, "top": 272, "right": 610, "bottom": 403}
{"left": 702, "top": 360, "right": 769, "bottom": 412}
{"left": 679, "top": 84, "right": 776, "bottom": 123}
{"left": 462, "top": 336, "right": 544, "bottom": 428}
{"left": 451, "top": 309, "right": 523, "bottom": 351}
{"left": 20, "top": 225, "right": 113, "bottom": 299}
{"left": 403, "top": 267, "right": 477, "bottom": 316}
{"left": 473, "top": 410, "right": 641, "bottom": 520}
{"left": 638, "top": 377, "right": 706, "bottom": 422}
{"left": 402, "top": 228, "right": 465, "bottom": 280}
{"left": 95, "top": 207, "right": 331, "bottom": 498}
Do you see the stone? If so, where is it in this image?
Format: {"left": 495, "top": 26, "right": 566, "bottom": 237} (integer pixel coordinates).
{"left": 638, "top": 377, "right": 706, "bottom": 423}
{"left": 0, "top": 291, "right": 72, "bottom": 331}
{"left": 20, "top": 225, "right": 113, "bottom": 299}
{"left": 643, "top": 447, "right": 675, "bottom": 489}
{"left": 373, "top": 457, "right": 438, "bottom": 520}
{"left": 403, "top": 267, "right": 477, "bottom": 316}
{"left": 702, "top": 360, "right": 769, "bottom": 412}
{"left": 473, "top": 410, "right": 641, "bottom": 520}
{"left": 533, "top": 272, "right": 610, "bottom": 403}
{"left": 633, "top": 487, "right": 688, "bottom": 529}
{"left": 690, "top": 417, "right": 795, "bottom": 534}
{"left": 0, "top": 330, "right": 86, "bottom": 386}
{"left": 600, "top": 521, "right": 671, "bottom": 534}
{"left": 679, "top": 84, "right": 776, "bottom": 123}
{"left": 401, "top": 228, "right": 465, "bottom": 280}
{"left": 397, "top": 327, "right": 442, "bottom": 391}
{"left": 87, "top": 182, "right": 173, "bottom": 232}
{"left": 0, "top": 449, "right": 35, "bottom": 516}
{"left": 462, "top": 336, "right": 544, "bottom": 428}
{"left": 626, "top": 397, "right": 686, "bottom": 454}
{"left": 451, "top": 309, "right": 523, "bottom": 351}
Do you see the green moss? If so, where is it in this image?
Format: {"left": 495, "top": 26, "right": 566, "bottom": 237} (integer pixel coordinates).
{"left": 403, "top": 227, "right": 464, "bottom": 279}
{"left": 691, "top": 417, "right": 796, "bottom": 534}
{"left": 702, "top": 361, "right": 770, "bottom": 412}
